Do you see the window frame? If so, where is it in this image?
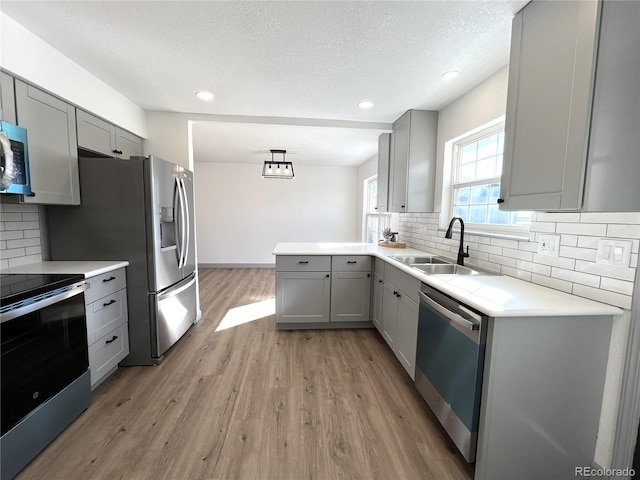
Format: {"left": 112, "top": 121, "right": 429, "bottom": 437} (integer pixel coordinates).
{"left": 445, "top": 119, "right": 531, "bottom": 236}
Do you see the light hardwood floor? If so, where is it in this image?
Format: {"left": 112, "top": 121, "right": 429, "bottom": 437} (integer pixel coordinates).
{"left": 17, "top": 268, "right": 474, "bottom": 480}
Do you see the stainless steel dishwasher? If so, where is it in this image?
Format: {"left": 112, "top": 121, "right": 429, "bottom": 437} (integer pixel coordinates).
{"left": 415, "top": 283, "right": 487, "bottom": 463}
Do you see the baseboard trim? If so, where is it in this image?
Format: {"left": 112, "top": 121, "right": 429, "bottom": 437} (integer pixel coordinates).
{"left": 199, "top": 263, "right": 275, "bottom": 269}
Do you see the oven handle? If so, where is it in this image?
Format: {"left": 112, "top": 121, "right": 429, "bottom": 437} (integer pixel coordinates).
{"left": 418, "top": 290, "right": 479, "bottom": 332}
{"left": 0, "top": 281, "right": 87, "bottom": 323}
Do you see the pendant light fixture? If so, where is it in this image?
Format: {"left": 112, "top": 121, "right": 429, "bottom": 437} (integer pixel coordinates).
{"left": 262, "top": 149, "right": 294, "bottom": 179}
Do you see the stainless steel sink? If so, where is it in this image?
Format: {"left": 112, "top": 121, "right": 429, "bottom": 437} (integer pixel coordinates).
{"left": 412, "top": 263, "right": 479, "bottom": 275}
{"left": 413, "top": 263, "right": 500, "bottom": 276}
{"left": 389, "top": 256, "right": 450, "bottom": 266}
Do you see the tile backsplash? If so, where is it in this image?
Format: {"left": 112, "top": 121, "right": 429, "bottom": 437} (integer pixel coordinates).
{"left": 399, "top": 212, "right": 640, "bottom": 310}
{"left": 0, "top": 203, "right": 44, "bottom": 269}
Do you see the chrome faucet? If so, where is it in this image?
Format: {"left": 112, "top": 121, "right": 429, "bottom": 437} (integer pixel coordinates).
{"left": 445, "top": 217, "right": 470, "bottom": 266}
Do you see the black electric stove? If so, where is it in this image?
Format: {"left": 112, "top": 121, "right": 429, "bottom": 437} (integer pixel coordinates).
{"left": 0, "top": 273, "right": 85, "bottom": 309}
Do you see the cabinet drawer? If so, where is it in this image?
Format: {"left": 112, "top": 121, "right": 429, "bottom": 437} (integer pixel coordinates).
{"left": 89, "top": 322, "right": 129, "bottom": 388}
{"left": 86, "top": 288, "right": 128, "bottom": 345}
{"left": 332, "top": 255, "right": 372, "bottom": 272}
{"left": 276, "top": 255, "right": 331, "bottom": 272}
{"left": 85, "top": 268, "right": 127, "bottom": 304}
{"left": 385, "top": 264, "right": 420, "bottom": 303}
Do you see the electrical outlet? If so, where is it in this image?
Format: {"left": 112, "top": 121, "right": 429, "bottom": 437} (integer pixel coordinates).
{"left": 538, "top": 234, "right": 560, "bottom": 256}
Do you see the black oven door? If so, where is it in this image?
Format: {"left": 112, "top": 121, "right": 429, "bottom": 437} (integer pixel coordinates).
{"left": 1, "top": 291, "right": 88, "bottom": 436}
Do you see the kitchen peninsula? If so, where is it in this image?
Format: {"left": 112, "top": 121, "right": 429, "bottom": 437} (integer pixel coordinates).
{"left": 273, "top": 242, "right": 622, "bottom": 480}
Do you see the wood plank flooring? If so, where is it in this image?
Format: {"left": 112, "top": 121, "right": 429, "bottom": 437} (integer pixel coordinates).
{"left": 16, "top": 268, "right": 474, "bottom": 480}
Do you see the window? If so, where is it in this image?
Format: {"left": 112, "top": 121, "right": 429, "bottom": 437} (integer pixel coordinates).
{"left": 363, "top": 176, "right": 391, "bottom": 243}
{"left": 450, "top": 125, "right": 530, "bottom": 230}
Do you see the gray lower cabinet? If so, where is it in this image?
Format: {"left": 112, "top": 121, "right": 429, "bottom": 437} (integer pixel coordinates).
{"left": 330, "top": 256, "right": 371, "bottom": 323}
{"left": 84, "top": 268, "right": 130, "bottom": 389}
{"left": 372, "top": 259, "right": 385, "bottom": 333}
{"left": 77, "top": 109, "right": 143, "bottom": 159}
{"left": 276, "top": 255, "right": 331, "bottom": 327}
{"left": 380, "top": 264, "right": 420, "bottom": 379}
{"left": 0, "top": 71, "right": 16, "bottom": 123}
{"left": 15, "top": 79, "right": 80, "bottom": 205}
{"left": 500, "top": 0, "right": 640, "bottom": 211}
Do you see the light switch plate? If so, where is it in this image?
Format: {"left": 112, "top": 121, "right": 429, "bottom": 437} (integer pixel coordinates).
{"left": 596, "top": 239, "right": 632, "bottom": 267}
{"left": 538, "top": 234, "right": 560, "bottom": 256}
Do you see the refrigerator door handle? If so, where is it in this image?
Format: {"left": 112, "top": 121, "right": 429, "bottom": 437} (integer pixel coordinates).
{"left": 173, "top": 177, "right": 183, "bottom": 268}
{"left": 180, "top": 177, "right": 190, "bottom": 269}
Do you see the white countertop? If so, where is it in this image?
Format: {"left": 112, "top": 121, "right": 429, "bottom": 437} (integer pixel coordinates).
{"left": 2, "top": 260, "right": 129, "bottom": 278}
{"left": 273, "top": 242, "right": 623, "bottom": 318}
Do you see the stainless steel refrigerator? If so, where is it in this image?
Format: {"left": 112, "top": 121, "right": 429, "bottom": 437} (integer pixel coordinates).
{"left": 47, "top": 155, "right": 198, "bottom": 365}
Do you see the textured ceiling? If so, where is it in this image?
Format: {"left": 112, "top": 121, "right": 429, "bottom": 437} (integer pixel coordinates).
{"left": 1, "top": 0, "right": 528, "bottom": 167}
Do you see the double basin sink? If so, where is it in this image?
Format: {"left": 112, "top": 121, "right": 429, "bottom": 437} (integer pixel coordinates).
{"left": 389, "top": 255, "right": 497, "bottom": 276}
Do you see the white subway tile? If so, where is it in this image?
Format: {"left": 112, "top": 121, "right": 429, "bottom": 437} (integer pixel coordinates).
{"left": 8, "top": 253, "right": 43, "bottom": 267}
{"left": 556, "top": 223, "right": 607, "bottom": 236}
{"left": 0, "top": 230, "right": 23, "bottom": 241}
{"left": 600, "top": 277, "right": 634, "bottom": 296}
{"left": 607, "top": 224, "right": 640, "bottom": 239}
{"left": 6, "top": 237, "right": 40, "bottom": 249}
{"left": 488, "top": 254, "right": 516, "bottom": 268}
{"left": 25, "top": 246, "right": 42, "bottom": 255}
{"left": 515, "top": 260, "right": 552, "bottom": 276}
{"left": 580, "top": 212, "right": 640, "bottom": 224}
{"left": 0, "top": 240, "right": 5, "bottom": 250}
{"left": 21, "top": 213, "right": 39, "bottom": 222}
{"left": 490, "top": 238, "right": 520, "bottom": 249}
{"left": 558, "top": 245, "right": 597, "bottom": 262}
{"left": 575, "top": 260, "right": 636, "bottom": 282}
{"left": 550, "top": 267, "right": 600, "bottom": 288}
{"left": 529, "top": 222, "right": 557, "bottom": 233}
{"left": 501, "top": 265, "right": 532, "bottom": 282}
{"left": 501, "top": 247, "right": 534, "bottom": 262}
{"left": 532, "top": 253, "right": 576, "bottom": 270}
{"left": 0, "top": 248, "right": 26, "bottom": 260}
{"left": 0, "top": 213, "right": 23, "bottom": 222}
{"left": 531, "top": 273, "right": 573, "bottom": 293}
{"left": 1, "top": 204, "right": 37, "bottom": 213}
{"left": 477, "top": 244, "right": 503, "bottom": 255}
{"left": 572, "top": 284, "right": 632, "bottom": 310}
{"left": 577, "top": 236, "right": 601, "bottom": 249}
{"left": 475, "top": 259, "right": 502, "bottom": 273}
{"left": 560, "top": 235, "right": 578, "bottom": 247}
{"left": 4, "top": 221, "right": 39, "bottom": 231}
{"left": 0, "top": 258, "right": 7, "bottom": 269}
{"left": 537, "top": 212, "right": 581, "bottom": 223}
{"left": 518, "top": 240, "right": 538, "bottom": 252}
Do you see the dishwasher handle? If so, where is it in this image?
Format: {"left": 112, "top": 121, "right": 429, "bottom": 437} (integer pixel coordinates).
{"left": 418, "top": 290, "right": 479, "bottom": 331}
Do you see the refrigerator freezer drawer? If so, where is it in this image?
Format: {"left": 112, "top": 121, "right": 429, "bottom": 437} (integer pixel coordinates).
{"left": 152, "top": 273, "right": 197, "bottom": 358}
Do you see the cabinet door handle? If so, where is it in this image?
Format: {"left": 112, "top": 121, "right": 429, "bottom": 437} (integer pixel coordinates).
{"left": 378, "top": 279, "right": 383, "bottom": 283}
{"left": 103, "top": 276, "right": 116, "bottom": 283}
{"left": 298, "top": 261, "right": 309, "bottom": 264}
{"left": 103, "top": 299, "right": 116, "bottom": 307}
{"left": 105, "top": 335, "right": 119, "bottom": 344}
{"left": 325, "top": 274, "right": 330, "bottom": 278}
{"left": 367, "top": 273, "right": 371, "bottom": 277}
{"left": 347, "top": 261, "right": 357, "bottom": 264}
{"left": 497, "top": 198, "right": 505, "bottom": 204}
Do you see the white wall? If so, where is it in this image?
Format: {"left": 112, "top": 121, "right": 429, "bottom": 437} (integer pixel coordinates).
{"left": 0, "top": 13, "right": 147, "bottom": 137}
{"left": 195, "top": 162, "right": 358, "bottom": 265}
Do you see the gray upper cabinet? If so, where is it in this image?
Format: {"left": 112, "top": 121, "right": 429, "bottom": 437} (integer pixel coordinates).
{"left": 77, "top": 109, "right": 143, "bottom": 159}
{"left": 376, "top": 133, "right": 390, "bottom": 212}
{"left": 500, "top": 0, "right": 640, "bottom": 212}
{"left": 15, "top": 80, "right": 80, "bottom": 205}
{"left": 0, "top": 72, "right": 16, "bottom": 123}
{"left": 388, "top": 109, "right": 438, "bottom": 213}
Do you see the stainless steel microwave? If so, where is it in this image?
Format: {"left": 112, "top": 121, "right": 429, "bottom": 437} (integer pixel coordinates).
{"left": 0, "top": 121, "right": 32, "bottom": 196}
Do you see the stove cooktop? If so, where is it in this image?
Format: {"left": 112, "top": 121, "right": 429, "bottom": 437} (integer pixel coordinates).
{"left": 0, "top": 273, "right": 85, "bottom": 307}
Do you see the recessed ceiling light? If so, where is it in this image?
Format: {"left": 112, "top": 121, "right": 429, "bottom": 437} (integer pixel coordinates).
{"left": 358, "top": 100, "right": 374, "bottom": 109}
{"left": 441, "top": 70, "right": 460, "bottom": 81}
{"left": 196, "top": 90, "right": 215, "bottom": 101}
